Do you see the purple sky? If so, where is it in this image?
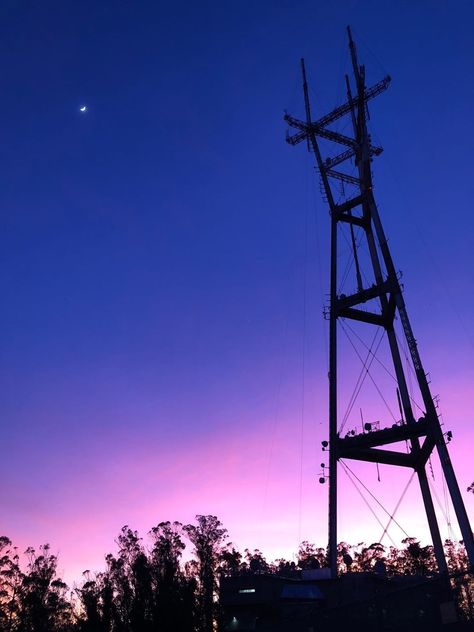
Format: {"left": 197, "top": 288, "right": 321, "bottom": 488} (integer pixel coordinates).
{"left": 1, "top": 1, "right": 473, "bottom": 584}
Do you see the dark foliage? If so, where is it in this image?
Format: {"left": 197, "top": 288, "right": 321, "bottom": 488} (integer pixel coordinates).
{"left": 0, "top": 538, "right": 73, "bottom": 632}
{"left": 1, "top": 517, "right": 472, "bottom": 631}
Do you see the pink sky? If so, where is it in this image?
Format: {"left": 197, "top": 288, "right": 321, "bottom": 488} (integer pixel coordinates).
{"left": 5, "top": 370, "right": 473, "bottom": 586}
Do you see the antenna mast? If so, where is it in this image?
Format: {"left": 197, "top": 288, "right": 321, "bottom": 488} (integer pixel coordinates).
{"left": 285, "top": 27, "right": 474, "bottom": 578}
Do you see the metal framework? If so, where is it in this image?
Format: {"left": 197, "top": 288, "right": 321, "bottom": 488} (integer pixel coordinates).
{"left": 285, "top": 27, "right": 474, "bottom": 578}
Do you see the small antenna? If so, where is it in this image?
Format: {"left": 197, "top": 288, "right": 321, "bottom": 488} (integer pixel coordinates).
{"left": 300, "top": 58, "right": 312, "bottom": 124}
{"left": 301, "top": 58, "right": 312, "bottom": 152}
{"left": 347, "top": 25, "right": 360, "bottom": 82}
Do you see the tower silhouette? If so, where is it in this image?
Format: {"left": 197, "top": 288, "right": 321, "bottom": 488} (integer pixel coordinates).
{"left": 285, "top": 27, "right": 474, "bottom": 578}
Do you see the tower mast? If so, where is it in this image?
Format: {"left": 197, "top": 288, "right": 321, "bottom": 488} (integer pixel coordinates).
{"left": 285, "top": 27, "right": 474, "bottom": 578}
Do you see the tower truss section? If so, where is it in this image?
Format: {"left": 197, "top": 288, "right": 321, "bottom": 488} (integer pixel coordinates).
{"left": 285, "top": 27, "right": 474, "bottom": 578}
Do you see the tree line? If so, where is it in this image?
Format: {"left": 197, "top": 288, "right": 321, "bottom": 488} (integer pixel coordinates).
{"left": 0, "top": 515, "right": 472, "bottom": 631}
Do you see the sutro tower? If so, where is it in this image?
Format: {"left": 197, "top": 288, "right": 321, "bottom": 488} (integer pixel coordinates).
{"left": 284, "top": 27, "right": 474, "bottom": 578}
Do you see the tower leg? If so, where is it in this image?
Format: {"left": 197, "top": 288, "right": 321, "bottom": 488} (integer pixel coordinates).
{"left": 416, "top": 467, "right": 448, "bottom": 574}
{"left": 328, "top": 210, "right": 338, "bottom": 578}
{"left": 436, "top": 438, "right": 474, "bottom": 568}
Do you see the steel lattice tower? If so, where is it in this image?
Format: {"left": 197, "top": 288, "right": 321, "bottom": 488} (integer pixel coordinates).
{"left": 285, "top": 27, "right": 474, "bottom": 578}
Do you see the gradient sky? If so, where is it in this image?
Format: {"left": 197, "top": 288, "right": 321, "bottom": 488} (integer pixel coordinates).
{"left": 1, "top": 1, "right": 473, "bottom": 584}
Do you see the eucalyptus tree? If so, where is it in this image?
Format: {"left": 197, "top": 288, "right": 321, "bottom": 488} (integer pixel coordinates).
{"left": 183, "top": 515, "right": 227, "bottom": 632}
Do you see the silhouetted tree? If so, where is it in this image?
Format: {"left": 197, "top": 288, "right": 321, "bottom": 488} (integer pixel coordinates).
{"left": 76, "top": 572, "right": 104, "bottom": 632}
{"left": 149, "top": 521, "right": 195, "bottom": 632}
{"left": 183, "top": 515, "right": 227, "bottom": 632}
{"left": 244, "top": 549, "right": 269, "bottom": 575}
{"left": 274, "top": 558, "right": 297, "bottom": 577}
{"left": 443, "top": 539, "right": 473, "bottom": 620}
{"left": 0, "top": 536, "right": 22, "bottom": 632}
{"left": 17, "top": 544, "right": 72, "bottom": 632}
{"left": 105, "top": 526, "right": 154, "bottom": 632}
{"left": 218, "top": 545, "right": 241, "bottom": 577}
{"left": 4, "top": 517, "right": 474, "bottom": 629}
{"left": 353, "top": 542, "right": 386, "bottom": 572}
{"left": 297, "top": 541, "right": 325, "bottom": 570}
{"left": 397, "top": 537, "right": 436, "bottom": 576}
